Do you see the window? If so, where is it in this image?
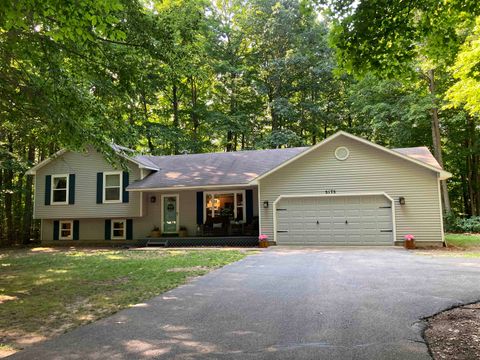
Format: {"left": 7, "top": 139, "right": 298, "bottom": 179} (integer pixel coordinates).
{"left": 103, "top": 172, "right": 122, "bottom": 203}
{"left": 59, "top": 220, "right": 73, "bottom": 240}
{"left": 52, "top": 175, "right": 69, "bottom": 204}
{"left": 204, "top": 191, "right": 245, "bottom": 223}
{"left": 111, "top": 220, "right": 126, "bottom": 239}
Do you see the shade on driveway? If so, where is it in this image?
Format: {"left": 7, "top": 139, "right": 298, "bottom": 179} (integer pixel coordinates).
{"left": 9, "top": 248, "right": 480, "bottom": 359}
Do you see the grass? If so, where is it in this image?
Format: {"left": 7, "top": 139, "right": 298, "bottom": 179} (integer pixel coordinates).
{"left": 0, "top": 247, "right": 250, "bottom": 355}
{"left": 445, "top": 233, "right": 480, "bottom": 258}
{"left": 416, "top": 233, "right": 480, "bottom": 259}
{"left": 445, "top": 233, "right": 480, "bottom": 248}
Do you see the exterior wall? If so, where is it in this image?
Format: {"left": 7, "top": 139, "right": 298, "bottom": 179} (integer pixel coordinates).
{"left": 258, "top": 135, "right": 443, "bottom": 245}
{"left": 34, "top": 148, "right": 142, "bottom": 219}
{"left": 41, "top": 187, "right": 258, "bottom": 241}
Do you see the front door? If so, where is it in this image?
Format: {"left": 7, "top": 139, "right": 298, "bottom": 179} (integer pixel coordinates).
{"left": 162, "top": 195, "right": 179, "bottom": 233}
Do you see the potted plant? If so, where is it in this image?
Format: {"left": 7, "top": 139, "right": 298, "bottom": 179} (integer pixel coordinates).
{"left": 258, "top": 234, "right": 269, "bottom": 248}
{"left": 404, "top": 234, "right": 415, "bottom": 249}
{"left": 179, "top": 226, "right": 188, "bottom": 237}
{"left": 150, "top": 226, "right": 161, "bottom": 238}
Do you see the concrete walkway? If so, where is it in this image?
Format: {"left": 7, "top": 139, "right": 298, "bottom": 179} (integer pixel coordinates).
{"left": 9, "top": 248, "right": 480, "bottom": 359}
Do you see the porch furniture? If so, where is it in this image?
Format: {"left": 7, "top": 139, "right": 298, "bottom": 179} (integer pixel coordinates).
{"left": 202, "top": 216, "right": 230, "bottom": 236}
{"left": 244, "top": 216, "right": 259, "bottom": 236}
{"left": 230, "top": 222, "right": 244, "bottom": 236}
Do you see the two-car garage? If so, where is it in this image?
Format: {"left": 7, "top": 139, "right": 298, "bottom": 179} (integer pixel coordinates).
{"left": 275, "top": 194, "right": 394, "bottom": 246}
{"left": 257, "top": 131, "right": 451, "bottom": 247}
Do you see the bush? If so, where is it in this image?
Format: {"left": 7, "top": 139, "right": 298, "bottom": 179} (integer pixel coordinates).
{"left": 445, "top": 213, "right": 480, "bottom": 233}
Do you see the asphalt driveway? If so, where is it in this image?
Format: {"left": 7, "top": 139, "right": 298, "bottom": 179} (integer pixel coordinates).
{"left": 9, "top": 248, "right": 480, "bottom": 359}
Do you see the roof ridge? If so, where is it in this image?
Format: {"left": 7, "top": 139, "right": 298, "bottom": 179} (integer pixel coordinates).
{"left": 136, "top": 146, "right": 310, "bottom": 160}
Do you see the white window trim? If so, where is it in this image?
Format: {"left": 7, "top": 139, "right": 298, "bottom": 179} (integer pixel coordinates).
{"left": 111, "top": 219, "right": 126, "bottom": 240}
{"left": 51, "top": 174, "right": 69, "bottom": 205}
{"left": 59, "top": 220, "right": 73, "bottom": 240}
{"left": 103, "top": 171, "right": 123, "bottom": 204}
{"left": 203, "top": 190, "right": 246, "bottom": 223}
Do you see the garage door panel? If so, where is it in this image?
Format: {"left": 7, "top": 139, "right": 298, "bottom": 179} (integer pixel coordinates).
{"left": 276, "top": 195, "right": 393, "bottom": 246}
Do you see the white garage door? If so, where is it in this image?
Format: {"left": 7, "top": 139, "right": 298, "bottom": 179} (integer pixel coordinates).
{"left": 276, "top": 195, "right": 393, "bottom": 245}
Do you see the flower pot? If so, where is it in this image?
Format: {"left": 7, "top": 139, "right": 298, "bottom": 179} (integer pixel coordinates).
{"left": 259, "top": 239, "right": 269, "bottom": 248}
{"left": 179, "top": 230, "right": 188, "bottom": 238}
{"left": 150, "top": 230, "right": 161, "bottom": 238}
{"left": 404, "top": 239, "right": 415, "bottom": 249}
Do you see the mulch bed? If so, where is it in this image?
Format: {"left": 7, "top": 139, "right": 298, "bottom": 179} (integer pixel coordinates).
{"left": 424, "top": 302, "right": 480, "bottom": 360}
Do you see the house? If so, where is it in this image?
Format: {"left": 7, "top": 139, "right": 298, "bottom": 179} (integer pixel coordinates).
{"left": 26, "top": 131, "right": 451, "bottom": 247}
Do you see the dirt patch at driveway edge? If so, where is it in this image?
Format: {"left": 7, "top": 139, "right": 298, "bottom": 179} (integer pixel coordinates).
{"left": 422, "top": 301, "right": 480, "bottom": 360}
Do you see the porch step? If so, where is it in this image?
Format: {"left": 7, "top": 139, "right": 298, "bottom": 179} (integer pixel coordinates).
{"left": 145, "top": 239, "right": 168, "bottom": 247}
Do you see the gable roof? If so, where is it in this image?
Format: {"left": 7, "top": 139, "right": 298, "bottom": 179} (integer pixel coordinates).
{"left": 25, "top": 149, "right": 68, "bottom": 175}
{"left": 392, "top": 146, "right": 442, "bottom": 169}
{"left": 128, "top": 147, "right": 309, "bottom": 191}
{"left": 253, "top": 131, "right": 451, "bottom": 182}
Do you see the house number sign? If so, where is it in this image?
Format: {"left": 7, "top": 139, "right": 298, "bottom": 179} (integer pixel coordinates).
{"left": 325, "top": 189, "right": 336, "bottom": 194}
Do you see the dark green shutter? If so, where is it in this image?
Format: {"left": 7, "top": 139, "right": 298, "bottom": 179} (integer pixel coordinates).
{"left": 45, "top": 175, "right": 51, "bottom": 205}
{"left": 73, "top": 220, "right": 79, "bottom": 240}
{"left": 68, "top": 174, "right": 75, "bottom": 204}
{"left": 53, "top": 220, "right": 59, "bottom": 240}
{"left": 126, "top": 219, "right": 133, "bottom": 240}
{"left": 196, "top": 191, "right": 204, "bottom": 225}
{"left": 105, "top": 219, "right": 111, "bottom": 240}
{"left": 122, "top": 172, "right": 129, "bottom": 203}
{"left": 96, "top": 173, "right": 103, "bottom": 204}
{"left": 246, "top": 189, "right": 254, "bottom": 224}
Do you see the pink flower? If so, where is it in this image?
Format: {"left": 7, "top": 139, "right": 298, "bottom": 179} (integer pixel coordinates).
{"left": 258, "top": 234, "right": 269, "bottom": 241}
{"left": 404, "top": 234, "right": 415, "bottom": 241}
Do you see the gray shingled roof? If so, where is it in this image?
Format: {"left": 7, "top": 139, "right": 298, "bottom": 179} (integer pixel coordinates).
{"left": 127, "top": 145, "right": 441, "bottom": 190}
{"left": 392, "top": 147, "right": 442, "bottom": 169}
{"left": 128, "top": 147, "right": 308, "bottom": 190}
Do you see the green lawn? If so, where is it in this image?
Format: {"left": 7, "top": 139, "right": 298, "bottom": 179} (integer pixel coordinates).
{"left": 0, "top": 248, "right": 250, "bottom": 355}
{"left": 417, "top": 233, "right": 480, "bottom": 259}
{"left": 445, "top": 233, "right": 480, "bottom": 248}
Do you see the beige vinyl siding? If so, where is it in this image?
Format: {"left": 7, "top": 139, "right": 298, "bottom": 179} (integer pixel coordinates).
{"left": 34, "top": 148, "right": 141, "bottom": 219}
{"left": 136, "top": 188, "right": 258, "bottom": 238}
{"left": 258, "top": 135, "right": 443, "bottom": 244}
{"left": 41, "top": 188, "right": 258, "bottom": 241}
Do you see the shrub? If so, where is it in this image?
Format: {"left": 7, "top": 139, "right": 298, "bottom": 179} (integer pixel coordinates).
{"left": 445, "top": 213, "right": 480, "bottom": 233}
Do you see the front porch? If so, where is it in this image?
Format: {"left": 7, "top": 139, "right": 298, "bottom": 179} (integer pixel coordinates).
{"left": 136, "top": 186, "right": 260, "bottom": 243}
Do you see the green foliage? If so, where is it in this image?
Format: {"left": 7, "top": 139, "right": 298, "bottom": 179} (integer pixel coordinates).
{"left": 445, "top": 214, "right": 480, "bottom": 233}
{"left": 446, "top": 17, "right": 480, "bottom": 116}
{"left": 3, "top": 0, "right": 480, "bottom": 244}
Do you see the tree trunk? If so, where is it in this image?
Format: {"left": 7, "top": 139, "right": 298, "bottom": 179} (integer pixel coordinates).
{"left": 141, "top": 91, "right": 155, "bottom": 153}
{"left": 5, "top": 136, "right": 14, "bottom": 245}
{"left": 22, "top": 146, "right": 35, "bottom": 244}
{"left": 268, "top": 90, "right": 279, "bottom": 131}
{"left": 226, "top": 131, "right": 234, "bottom": 152}
{"left": 0, "top": 168, "right": 4, "bottom": 245}
{"left": 190, "top": 76, "right": 199, "bottom": 139}
{"left": 427, "top": 69, "right": 451, "bottom": 213}
{"left": 172, "top": 82, "right": 180, "bottom": 154}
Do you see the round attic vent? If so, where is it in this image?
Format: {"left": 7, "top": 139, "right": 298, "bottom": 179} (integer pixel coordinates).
{"left": 334, "top": 146, "right": 349, "bottom": 161}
